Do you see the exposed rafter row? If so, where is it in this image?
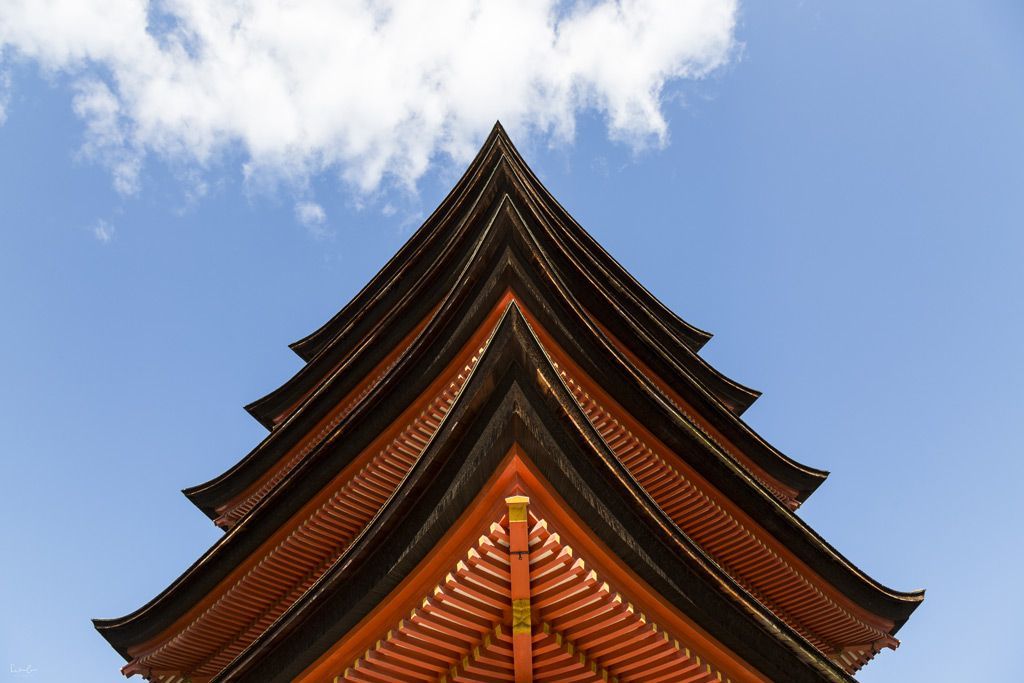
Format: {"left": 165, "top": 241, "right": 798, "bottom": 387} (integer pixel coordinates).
{"left": 586, "top": 322, "right": 799, "bottom": 510}
{"left": 556, "top": 366, "right": 893, "bottom": 673}
{"left": 654, "top": 387, "right": 796, "bottom": 509}
{"left": 126, "top": 344, "right": 488, "bottom": 681}
{"left": 337, "top": 508, "right": 733, "bottom": 683}
{"left": 339, "top": 518, "right": 515, "bottom": 683}
{"left": 219, "top": 342, "right": 415, "bottom": 528}
{"left": 526, "top": 516, "right": 728, "bottom": 683}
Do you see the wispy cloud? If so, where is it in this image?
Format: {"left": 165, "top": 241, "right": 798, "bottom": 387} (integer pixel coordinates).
{"left": 294, "top": 200, "right": 329, "bottom": 238}
{"left": 0, "top": 0, "right": 738, "bottom": 195}
{"left": 72, "top": 79, "right": 142, "bottom": 195}
{"left": 92, "top": 219, "right": 115, "bottom": 243}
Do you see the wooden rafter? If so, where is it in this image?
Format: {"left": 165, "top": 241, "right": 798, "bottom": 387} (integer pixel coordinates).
{"left": 335, "top": 492, "right": 736, "bottom": 683}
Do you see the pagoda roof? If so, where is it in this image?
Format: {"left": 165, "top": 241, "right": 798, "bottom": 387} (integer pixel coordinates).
{"left": 183, "top": 123, "right": 826, "bottom": 526}
{"left": 95, "top": 252, "right": 920, "bottom": 678}
{"left": 201, "top": 304, "right": 863, "bottom": 682}
{"left": 95, "top": 125, "right": 922, "bottom": 681}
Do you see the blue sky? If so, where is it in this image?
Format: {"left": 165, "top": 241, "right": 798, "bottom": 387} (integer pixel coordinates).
{"left": 1, "top": 2, "right": 1022, "bottom": 681}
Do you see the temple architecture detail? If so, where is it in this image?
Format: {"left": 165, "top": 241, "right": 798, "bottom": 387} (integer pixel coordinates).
{"left": 95, "top": 123, "right": 922, "bottom": 682}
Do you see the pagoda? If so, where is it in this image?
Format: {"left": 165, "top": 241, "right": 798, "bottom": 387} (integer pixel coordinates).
{"left": 94, "top": 123, "right": 922, "bottom": 682}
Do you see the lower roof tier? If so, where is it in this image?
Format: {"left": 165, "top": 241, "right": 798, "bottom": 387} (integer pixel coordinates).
{"left": 96, "top": 298, "right": 918, "bottom": 682}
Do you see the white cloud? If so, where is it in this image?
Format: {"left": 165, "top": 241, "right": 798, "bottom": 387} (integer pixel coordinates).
{"left": 72, "top": 79, "right": 143, "bottom": 194}
{"left": 92, "top": 218, "right": 115, "bottom": 243}
{"left": 294, "top": 200, "right": 329, "bottom": 238}
{"left": 0, "top": 0, "right": 738, "bottom": 194}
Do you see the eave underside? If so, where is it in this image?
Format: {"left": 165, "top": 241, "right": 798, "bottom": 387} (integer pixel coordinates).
{"left": 213, "top": 353, "right": 854, "bottom": 683}
{"left": 96, "top": 303, "right": 918, "bottom": 683}
{"left": 310, "top": 462, "right": 751, "bottom": 683}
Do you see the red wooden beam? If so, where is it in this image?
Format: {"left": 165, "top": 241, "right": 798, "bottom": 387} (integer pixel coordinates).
{"left": 506, "top": 495, "right": 533, "bottom": 683}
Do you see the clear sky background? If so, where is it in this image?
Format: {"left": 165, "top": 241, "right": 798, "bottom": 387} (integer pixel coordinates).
{"left": 1, "top": 2, "right": 1022, "bottom": 681}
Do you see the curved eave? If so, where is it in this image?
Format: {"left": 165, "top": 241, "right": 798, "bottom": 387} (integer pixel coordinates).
{"left": 99, "top": 264, "right": 919, "bottom": 666}
{"left": 284, "top": 125, "right": 508, "bottom": 363}
{"left": 502, "top": 250, "right": 921, "bottom": 621}
{"left": 214, "top": 306, "right": 857, "bottom": 683}
{"left": 184, "top": 300, "right": 439, "bottom": 520}
{"left": 195, "top": 141, "right": 820, "bottom": 520}
{"left": 241, "top": 126, "right": 518, "bottom": 431}
{"left": 495, "top": 131, "right": 763, "bottom": 414}
{"left": 495, "top": 159, "right": 826, "bottom": 496}
{"left": 96, "top": 216, "right": 536, "bottom": 655}
{"left": 181, "top": 168, "right": 516, "bottom": 518}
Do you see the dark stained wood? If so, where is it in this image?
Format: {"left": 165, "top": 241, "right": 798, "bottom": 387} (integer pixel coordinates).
{"left": 94, "top": 123, "right": 922, "bottom": 683}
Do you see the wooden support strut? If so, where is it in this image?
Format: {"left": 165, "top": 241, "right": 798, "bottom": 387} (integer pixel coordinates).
{"left": 506, "top": 495, "right": 533, "bottom": 683}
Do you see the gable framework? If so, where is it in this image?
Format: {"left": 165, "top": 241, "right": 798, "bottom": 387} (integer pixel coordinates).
{"left": 313, "top": 471, "right": 745, "bottom": 683}
{"left": 94, "top": 125, "right": 922, "bottom": 681}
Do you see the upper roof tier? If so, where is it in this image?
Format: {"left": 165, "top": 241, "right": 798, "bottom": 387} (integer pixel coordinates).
{"left": 183, "top": 123, "right": 828, "bottom": 523}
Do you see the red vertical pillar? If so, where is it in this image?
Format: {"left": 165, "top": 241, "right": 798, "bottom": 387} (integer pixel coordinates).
{"left": 506, "top": 495, "right": 532, "bottom": 682}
